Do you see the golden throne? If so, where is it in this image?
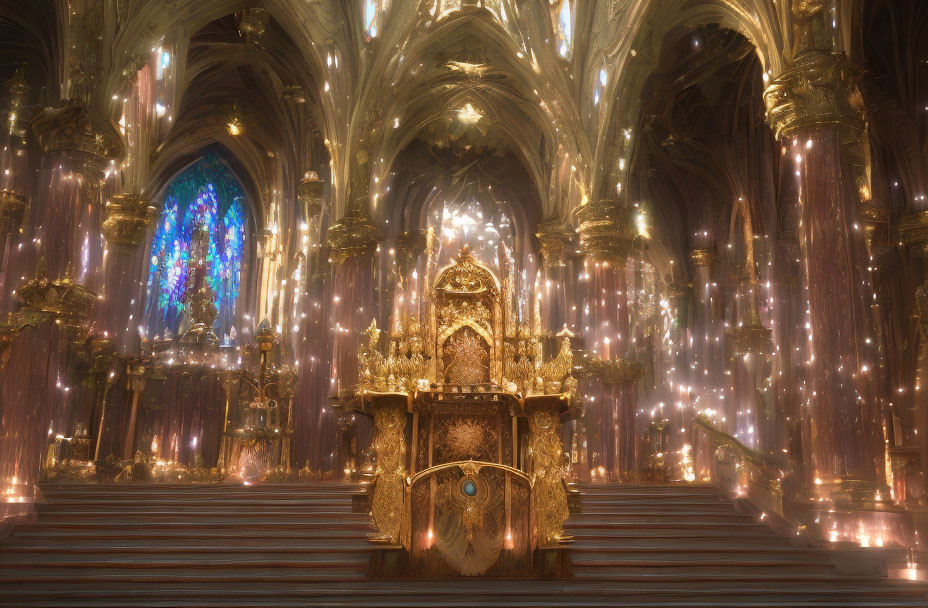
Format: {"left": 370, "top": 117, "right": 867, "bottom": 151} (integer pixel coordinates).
{"left": 354, "top": 246, "right": 575, "bottom": 577}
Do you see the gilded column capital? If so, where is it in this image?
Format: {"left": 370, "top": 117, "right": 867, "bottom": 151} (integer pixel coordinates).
{"left": 297, "top": 171, "right": 326, "bottom": 220}
{"left": 730, "top": 318, "right": 773, "bottom": 357}
{"left": 30, "top": 101, "right": 125, "bottom": 181}
{"left": 327, "top": 215, "right": 383, "bottom": 264}
{"left": 689, "top": 247, "right": 718, "bottom": 269}
{"left": 763, "top": 51, "right": 863, "bottom": 141}
{"left": 577, "top": 357, "right": 644, "bottom": 385}
{"left": 102, "top": 193, "right": 157, "bottom": 251}
{"left": 576, "top": 199, "right": 636, "bottom": 264}
{"left": 395, "top": 229, "right": 426, "bottom": 276}
{"left": 856, "top": 199, "right": 889, "bottom": 248}
{"left": 5, "top": 65, "right": 30, "bottom": 146}
{"left": 10, "top": 258, "right": 95, "bottom": 341}
{"left": 0, "top": 189, "right": 28, "bottom": 234}
{"left": 535, "top": 221, "right": 576, "bottom": 268}
{"left": 897, "top": 210, "right": 928, "bottom": 257}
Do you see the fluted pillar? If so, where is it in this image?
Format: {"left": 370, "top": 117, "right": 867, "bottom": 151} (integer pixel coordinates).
{"left": 291, "top": 178, "right": 333, "bottom": 472}
{"left": 896, "top": 213, "right": 928, "bottom": 502}
{"left": 327, "top": 213, "right": 381, "bottom": 473}
{"left": 0, "top": 67, "right": 31, "bottom": 297}
{"left": 536, "top": 221, "right": 575, "bottom": 333}
{"left": 688, "top": 248, "right": 724, "bottom": 426}
{"left": 577, "top": 199, "right": 639, "bottom": 480}
{"left": 26, "top": 102, "right": 125, "bottom": 292}
{"left": 99, "top": 193, "right": 156, "bottom": 353}
{"left": 764, "top": 51, "right": 883, "bottom": 489}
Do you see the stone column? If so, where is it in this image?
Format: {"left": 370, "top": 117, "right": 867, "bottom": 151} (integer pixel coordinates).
{"left": 730, "top": 314, "right": 774, "bottom": 450}
{"left": 327, "top": 213, "right": 381, "bottom": 473}
{"left": 392, "top": 228, "right": 426, "bottom": 327}
{"left": 27, "top": 103, "right": 124, "bottom": 291}
{"left": 577, "top": 199, "right": 639, "bottom": 480}
{"left": 536, "top": 221, "right": 575, "bottom": 333}
{"left": 896, "top": 213, "right": 928, "bottom": 502}
{"left": 689, "top": 248, "right": 723, "bottom": 424}
{"left": 292, "top": 173, "right": 332, "bottom": 472}
{"left": 764, "top": 51, "right": 884, "bottom": 490}
{"left": 100, "top": 194, "right": 156, "bottom": 353}
{"left": 0, "top": 190, "right": 28, "bottom": 300}
{"left": 0, "top": 67, "right": 31, "bottom": 297}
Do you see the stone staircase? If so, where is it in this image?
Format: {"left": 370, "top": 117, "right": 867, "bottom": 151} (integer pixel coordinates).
{"left": 565, "top": 484, "right": 927, "bottom": 605}
{"left": 0, "top": 482, "right": 925, "bottom": 606}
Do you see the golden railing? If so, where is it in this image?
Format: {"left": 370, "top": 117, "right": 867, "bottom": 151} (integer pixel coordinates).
{"left": 692, "top": 415, "right": 787, "bottom": 520}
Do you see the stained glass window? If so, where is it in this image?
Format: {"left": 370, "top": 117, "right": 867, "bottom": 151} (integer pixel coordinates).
{"left": 364, "top": 0, "right": 384, "bottom": 39}
{"left": 145, "top": 154, "right": 247, "bottom": 343}
{"left": 554, "top": 0, "right": 574, "bottom": 59}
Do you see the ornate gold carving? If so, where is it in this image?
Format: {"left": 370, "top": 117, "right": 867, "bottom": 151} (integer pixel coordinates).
{"left": 297, "top": 171, "right": 325, "bottom": 219}
{"left": 527, "top": 400, "right": 569, "bottom": 548}
{"left": 577, "top": 357, "right": 644, "bottom": 385}
{"left": 535, "top": 221, "right": 574, "bottom": 267}
{"left": 541, "top": 333, "right": 575, "bottom": 395}
{"left": 689, "top": 248, "right": 718, "bottom": 269}
{"left": 0, "top": 189, "right": 28, "bottom": 234}
{"left": 730, "top": 314, "right": 773, "bottom": 356}
{"left": 10, "top": 258, "right": 95, "bottom": 340}
{"left": 791, "top": 0, "right": 828, "bottom": 53}
{"left": 5, "top": 65, "right": 29, "bottom": 146}
{"left": 395, "top": 230, "right": 426, "bottom": 278}
{"left": 443, "top": 328, "right": 489, "bottom": 385}
{"left": 102, "top": 194, "right": 156, "bottom": 250}
{"left": 441, "top": 418, "right": 492, "bottom": 461}
{"left": 917, "top": 283, "right": 928, "bottom": 337}
{"left": 576, "top": 199, "right": 636, "bottom": 263}
{"left": 359, "top": 320, "right": 388, "bottom": 392}
{"left": 434, "top": 245, "right": 498, "bottom": 295}
{"left": 387, "top": 319, "right": 431, "bottom": 392}
{"left": 31, "top": 101, "right": 125, "bottom": 177}
{"left": 897, "top": 210, "right": 928, "bottom": 257}
{"left": 438, "top": 300, "right": 491, "bottom": 336}
{"left": 327, "top": 215, "right": 382, "bottom": 264}
{"left": 370, "top": 398, "right": 407, "bottom": 544}
{"left": 189, "top": 283, "right": 218, "bottom": 329}
{"left": 504, "top": 328, "right": 540, "bottom": 395}
{"left": 763, "top": 51, "right": 863, "bottom": 141}
{"left": 857, "top": 199, "right": 889, "bottom": 248}
{"left": 411, "top": 463, "right": 529, "bottom": 576}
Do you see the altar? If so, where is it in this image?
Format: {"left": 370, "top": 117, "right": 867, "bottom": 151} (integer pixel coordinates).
{"left": 345, "top": 247, "right": 576, "bottom": 577}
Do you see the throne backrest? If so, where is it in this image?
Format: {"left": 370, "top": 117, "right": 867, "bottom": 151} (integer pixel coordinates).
{"left": 431, "top": 248, "right": 502, "bottom": 386}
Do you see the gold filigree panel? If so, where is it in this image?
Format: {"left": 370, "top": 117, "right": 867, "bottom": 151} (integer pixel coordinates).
{"left": 437, "top": 416, "right": 498, "bottom": 462}
{"left": 442, "top": 327, "right": 489, "bottom": 384}
{"left": 410, "top": 464, "right": 531, "bottom": 577}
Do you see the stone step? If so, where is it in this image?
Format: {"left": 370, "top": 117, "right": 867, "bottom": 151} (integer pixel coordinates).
{"left": 567, "top": 512, "right": 759, "bottom": 523}
{"left": 2, "top": 584, "right": 925, "bottom": 608}
{"left": 1, "top": 481, "right": 923, "bottom": 607}
{"left": 34, "top": 510, "right": 362, "bottom": 521}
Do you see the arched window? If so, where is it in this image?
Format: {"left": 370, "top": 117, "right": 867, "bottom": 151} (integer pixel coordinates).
{"left": 364, "top": 0, "right": 388, "bottom": 39}
{"left": 554, "top": 0, "right": 574, "bottom": 59}
{"left": 145, "top": 154, "right": 247, "bottom": 343}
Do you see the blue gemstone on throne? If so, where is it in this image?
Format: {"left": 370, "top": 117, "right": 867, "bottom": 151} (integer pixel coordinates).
{"left": 461, "top": 479, "right": 477, "bottom": 497}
